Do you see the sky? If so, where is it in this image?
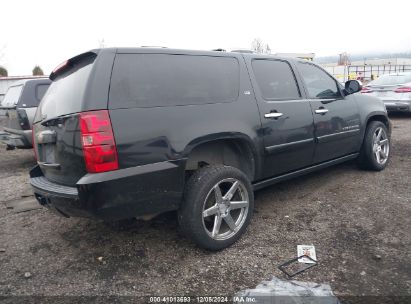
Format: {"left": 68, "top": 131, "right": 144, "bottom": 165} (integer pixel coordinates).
{"left": 1, "top": 0, "right": 411, "bottom": 76}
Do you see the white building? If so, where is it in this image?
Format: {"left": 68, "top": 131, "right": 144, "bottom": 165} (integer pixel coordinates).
{"left": 322, "top": 58, "right": 411, "bottom": 83}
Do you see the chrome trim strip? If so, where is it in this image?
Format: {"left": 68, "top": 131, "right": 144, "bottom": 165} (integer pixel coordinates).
{"left": 265, "top": 138, "right": 314, "bottom": 154}
{"left": 317, "top": 129, "right": 360, "bottom": 143}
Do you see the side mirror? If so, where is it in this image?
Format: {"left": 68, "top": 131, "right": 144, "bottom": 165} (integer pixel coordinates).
{"left": 344, "top": 80, "right": 362, "bottom": 95}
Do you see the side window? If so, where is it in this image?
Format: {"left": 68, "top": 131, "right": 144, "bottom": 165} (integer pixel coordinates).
{"left": 297, "top": 62, "right": 341, "bottom": 99}
{"left": 36, "top": 84, "right": 50, "bottom": 102}
{"left": 252, "top": 59, "right": 300, "bottom": 100}
{"left": 109, "top": 54, "right": 240, "bottom": 108}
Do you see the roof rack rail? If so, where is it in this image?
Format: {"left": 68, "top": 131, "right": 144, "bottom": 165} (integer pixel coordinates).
{"left": 140, "top": 46, "right": 168, "bottom": 48}
{"left": 212, "top": 48, "right": 226, "bottom": 52}
{"left": 231, "top": 49, "right": 254, "bottom": 54}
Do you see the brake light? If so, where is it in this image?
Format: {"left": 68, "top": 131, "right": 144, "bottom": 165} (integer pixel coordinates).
{"left": 79, "top": 110, "right": 118, "bottom": 173}
{"left": 394, "top": 86, "right": 411, "bottom": 93}
{"left": 51, "top": 60, "right": 70, "bottom": 75}
{"left": 361, "top": 87, "right": 373, "bottom": 93}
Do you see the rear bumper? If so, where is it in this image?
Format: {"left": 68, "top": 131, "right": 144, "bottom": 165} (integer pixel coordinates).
{"left": 383, "top": 101, "right": 411, "bottom": 112}
{"left": 0, "top": 128, "right": 32, "bottom": 148}
{"left": 30, "top": 160, "right": 185, "bottom": 220}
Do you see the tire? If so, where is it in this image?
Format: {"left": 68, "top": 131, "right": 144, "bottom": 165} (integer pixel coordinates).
{"left": 178, "top": 165, "right": 254, "bottom": 251}
{"left": 357, "top": 121, "right": 390, "bottom": 171}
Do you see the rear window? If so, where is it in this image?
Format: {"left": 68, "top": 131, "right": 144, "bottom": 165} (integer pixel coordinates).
{"left": 35, "top": 53, "right": 96, "bottom": 122}
{"left": 109, "top": 54, "right": 240, "bottom": 108}
{"left": 2, "top": 85, "right": 23, "bottom": 107}
{"left": 252, "top": 59, "right": 300, "bottom": 100}
{"left": 370, "top": 74, "right": 411, "bottom": 86}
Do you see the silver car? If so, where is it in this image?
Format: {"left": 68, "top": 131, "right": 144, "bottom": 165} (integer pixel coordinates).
{"left": 361, "top": 72, "right": 411, "bottom": 112}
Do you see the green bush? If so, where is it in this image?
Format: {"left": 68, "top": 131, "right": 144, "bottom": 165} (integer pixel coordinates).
{"left": 32, "top": 65, "right": 44, "bottom": 76}
{"left": 0, "top": 66, "right": 8, "bottom": 77}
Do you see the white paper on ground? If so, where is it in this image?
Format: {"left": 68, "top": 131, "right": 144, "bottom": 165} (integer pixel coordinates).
{"left": 297, "top": 245, "right": 317, "bottom": 264}
{"left": 235, "top": 276, "right": 339, "bottom": 304}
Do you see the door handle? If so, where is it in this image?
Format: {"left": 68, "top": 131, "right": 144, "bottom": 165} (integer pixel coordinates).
{"left": 315, "top": 108, "right": 329, "bottom": 115}
{"left": 37, "top": 161, "right": 61, "bottom": 169}
{"left": 264, "top": 112, "right": 284, "bottom": 119}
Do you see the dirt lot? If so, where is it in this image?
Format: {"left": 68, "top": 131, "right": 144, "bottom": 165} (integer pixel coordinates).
{"left": 0, "top": 115, "right": 410, "bottom": 302}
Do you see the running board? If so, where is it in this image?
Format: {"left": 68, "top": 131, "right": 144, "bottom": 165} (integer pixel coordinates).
{"left": 252, "top": 153, "right": 359, "bottom": 191}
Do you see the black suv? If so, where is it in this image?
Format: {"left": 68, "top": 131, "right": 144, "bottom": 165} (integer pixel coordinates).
{"left": 30, "top": 48, "right": 391, "bottom": 250}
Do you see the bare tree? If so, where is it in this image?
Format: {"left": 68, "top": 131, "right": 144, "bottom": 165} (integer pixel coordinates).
{"left": 98, "top": 38, "right": 105, "bottom": 48}
{"left": 251, "top": 38, "right": 271, "bottom": 54}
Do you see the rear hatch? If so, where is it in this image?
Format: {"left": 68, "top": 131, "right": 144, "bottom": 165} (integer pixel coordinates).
{"left": 33, "top": 52, "right": 98, "bottom": 186}
{"left": 367, "top": 84, "right": 402, "bottom": 100}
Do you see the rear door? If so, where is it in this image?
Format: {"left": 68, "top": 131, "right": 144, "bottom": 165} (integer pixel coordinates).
{"left": 295, "top": 61, "right": 362, "bottom": 164}
{"left": 246, "top": 57, "right": 315, "bottom": 178}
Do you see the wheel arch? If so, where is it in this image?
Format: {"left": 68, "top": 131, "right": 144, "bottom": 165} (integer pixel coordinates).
{"left": 365, "top": 112, "right": 391, "bottom": 135}
{"left": 182, "top": 133, "right": 260, "bottom": 181}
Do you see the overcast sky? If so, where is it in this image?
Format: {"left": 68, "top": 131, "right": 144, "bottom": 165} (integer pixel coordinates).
{"left": 1, "top": 0, "right": 411, "bottom": 75}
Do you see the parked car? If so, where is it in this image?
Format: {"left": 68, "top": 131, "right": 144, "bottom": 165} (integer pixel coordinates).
{"left": 0, "top": 78, "right": 51, "bottom": 149}
{"left": 30, "top": 48, "right": 391, "bottom": 250}
{"left": 361, "top": 72, "right": 411, "bottom": 112}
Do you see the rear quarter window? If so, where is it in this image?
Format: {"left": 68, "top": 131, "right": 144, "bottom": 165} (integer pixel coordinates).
{"left": 109, "top": 53, "right": 240, "bottom": 108}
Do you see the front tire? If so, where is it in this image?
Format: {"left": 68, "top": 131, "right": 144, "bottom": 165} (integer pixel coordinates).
{"left": 357, "top": 121, "right": 390, "bottom": 171}
{"left": 178, "top": 165, "right": 254, "bottom": 251}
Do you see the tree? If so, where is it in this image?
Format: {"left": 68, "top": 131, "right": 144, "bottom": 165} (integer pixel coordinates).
{"left": 0, "top": 66, "right": 7, "bottom": 77}
{"left": 32, "top": 65, "right": 44, "bottom": 76}
{"left": 251, "top": 38, "right": 271, "bottom": 54}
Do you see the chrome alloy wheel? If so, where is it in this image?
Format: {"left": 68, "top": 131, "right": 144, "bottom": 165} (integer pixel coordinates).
{"left": 202, "top": 178, "right": 249, "bottom": 241}
{"left": 372, "top": 127, "right": 389, "bottom": 165}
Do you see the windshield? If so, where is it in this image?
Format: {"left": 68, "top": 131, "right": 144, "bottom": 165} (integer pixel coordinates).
{"left": 1, "top": 85, "right": 23, "bottom": 108}
{"left": 369, "top": 74, "right": 411, "bottom": 86}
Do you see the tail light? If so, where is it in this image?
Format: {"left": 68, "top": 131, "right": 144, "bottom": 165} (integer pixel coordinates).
{"left": 79, "top": 110, "right": 119, "bottom": 173}
{"left": 394, "top": 86, "right": 411, "bottom": 93}
{"left": 361, "top": 87, "right": 373, "bottom": 93}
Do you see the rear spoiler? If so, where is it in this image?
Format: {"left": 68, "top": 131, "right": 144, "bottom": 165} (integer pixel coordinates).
{"left": 50, "top": 51, "right": 98, "bottom": 81}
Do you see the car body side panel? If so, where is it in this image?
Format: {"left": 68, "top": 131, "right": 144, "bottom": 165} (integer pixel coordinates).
{"left": 109, "top": 51, "right": 264, "bottom": 181}
{"left": 354, "top": 93, "right": 390, "bottom": 136}
{"left": 81, "top": 48, "right": 117, "bottom": 112}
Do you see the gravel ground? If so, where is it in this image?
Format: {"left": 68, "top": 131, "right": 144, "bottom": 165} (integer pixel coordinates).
{"left": 0, "top": 114, "right": 410, "bottom": 302}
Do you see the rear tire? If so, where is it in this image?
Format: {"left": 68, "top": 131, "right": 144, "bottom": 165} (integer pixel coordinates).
{"left": 357, "top": 121, "right": 390, "bottom": 171}
{"left": 178, "top": 165, "right": 254, "bottom": 251}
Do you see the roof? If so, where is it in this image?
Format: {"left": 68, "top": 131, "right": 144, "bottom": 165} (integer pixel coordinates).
{"left": 0, "top": 77, "right": 51, "bottom": 95}
{"left": 0, "top": 75, "right": 49, "bottom": 81}
{"left": 7, "top": 78, "right": 50, "bottom": 87}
